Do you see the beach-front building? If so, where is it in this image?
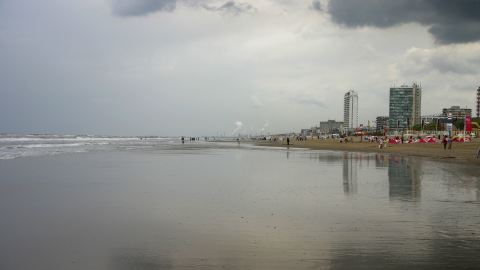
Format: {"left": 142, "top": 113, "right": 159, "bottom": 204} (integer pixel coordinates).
{"left": 320, "top": 120, "right": 343, "bottom": 134}
{"left": 388, "top": 83, "right": 422, "bottom": 130}
{"left": 442, "top": 106, "right": 471, "bottom": 119}
{"left": 300, "top": 128, "right": 312, "bottom": 137}
{"left": 421, "top": 114, "right": 442, "bottom": 126}
{"left": 343, "top": 90, "right": 358, "bottom": 131}
{"left": 476, "top": 86, "right": 480, "bottom": 118}
{"left": 376, "top": 116, "right": 389, "bottom": 133}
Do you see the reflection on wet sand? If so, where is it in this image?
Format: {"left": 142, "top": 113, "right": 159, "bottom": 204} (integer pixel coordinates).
{"left": 0, "top": 147, "right": 479, "bottom": 269}
{"left": 375, "top": 153, "right": 389, "bottom": 168}
{"left": 342, "top": 153, "right": 358, "bottom": 195}
{"left": 111, "top": 249, "right": 173, "bottom": 270}
{"left": 478, "top": 180, "right": 480, "bottom": 201}
{"left": 388, "top": 156, "right": 421, "bottom": 200}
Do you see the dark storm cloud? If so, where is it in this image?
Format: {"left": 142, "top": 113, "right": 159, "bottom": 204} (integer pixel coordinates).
{"left": 429, "top": 22, "right": 480, "bottom": 44}
{"left": 111, "top": 0, "right": 176, "bottom": 16}
{"left": 328, "top": 0, "right": 480, "bottom": 44}
{"left": 311, "top": 0, "right": 322, "bottom": 11}
{"left": 202, "top": 1, "right": 256, "bottom": 15}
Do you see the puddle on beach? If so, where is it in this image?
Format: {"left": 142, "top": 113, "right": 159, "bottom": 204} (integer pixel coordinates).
{"left": 0, "top": 146, "right": 479, "bottom": 269}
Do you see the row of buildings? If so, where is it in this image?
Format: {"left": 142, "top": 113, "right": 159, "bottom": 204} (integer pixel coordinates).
{"left": 376, "top": 84, "right": 476, "bottom": 133}
{"left": 304, "top": 85, "right": 480, "bottom": 136}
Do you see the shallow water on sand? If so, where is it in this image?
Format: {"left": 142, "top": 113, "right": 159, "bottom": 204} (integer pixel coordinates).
{"left": 0, "top": 144, "right": 479, "bottom": 269}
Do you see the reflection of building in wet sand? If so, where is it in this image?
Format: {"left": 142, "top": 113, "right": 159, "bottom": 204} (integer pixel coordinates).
{"left": 375, "top": 154, "right": 389, "bottom": 168}
{"left": 388, "top": 157, "right": 421, "bottom": 200}
{"left": 342, "top": 153, "right": 358, "bottom": 194}
{"left": 308, "top": 152, "right": 344, "bottom": 164}
{"left": 477, "top": 180, "right": 480, "bottom": 201}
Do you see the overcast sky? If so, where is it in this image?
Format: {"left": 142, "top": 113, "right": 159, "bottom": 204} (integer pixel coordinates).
{"left": 1, "top": 0, "right": 479, "bottom": 136}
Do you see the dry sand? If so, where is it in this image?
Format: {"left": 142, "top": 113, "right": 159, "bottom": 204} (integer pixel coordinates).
{"left": 257, "top": 138, "right": 480, "bottom": 165}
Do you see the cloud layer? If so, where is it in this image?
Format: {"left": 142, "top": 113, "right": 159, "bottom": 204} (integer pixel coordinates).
{"left": 0, "top": 0, "right": 479, "bottom": 135}
{"left": 202, "top": 1, "right": 255, "bottom": 15}
{"left": 111, "top": 0, "right": 176, "bottom": 16}
{"left": 328, "top": 0, "right": 480, "bottom": 44}
{"left": 111, "top": 0, "right": 255, "bottom": 16}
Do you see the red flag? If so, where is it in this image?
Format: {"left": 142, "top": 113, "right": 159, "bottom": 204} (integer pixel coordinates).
{"left": 465, "top": 115, "right": 472, "bottom": 132}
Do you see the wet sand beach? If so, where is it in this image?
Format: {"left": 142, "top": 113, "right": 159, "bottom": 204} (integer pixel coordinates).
{"left": 0, "top": 143, "right": 479, "bottom": 269}
{"left": 257, "top": 138, "right": 480, "bottom": 164}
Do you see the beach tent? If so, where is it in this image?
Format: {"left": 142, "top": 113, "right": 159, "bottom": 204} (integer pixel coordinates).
{"left": 453, "top": 136, "right": 471, "bottom": 143}
{"left": 388, "top": 138, "right": 399, "bottom": 144}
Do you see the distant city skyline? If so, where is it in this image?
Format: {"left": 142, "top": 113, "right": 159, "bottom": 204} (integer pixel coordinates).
{"left": 0, "top": 0, "right": 479, "bottom": 135}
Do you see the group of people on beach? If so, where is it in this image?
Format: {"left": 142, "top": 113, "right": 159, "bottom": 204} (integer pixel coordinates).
{"left": 181, "top": 136, "right": 202, "bottom": 144}
{"left": 376, "top": 137, "right": 389, "bottom": 149}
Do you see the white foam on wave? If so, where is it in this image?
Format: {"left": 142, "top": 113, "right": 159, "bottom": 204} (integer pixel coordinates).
{"left": 0, "top": 148, "right": 89, "bottom": 160}
{"left": 0, "top": 135, "right": 180, "bottom": 159}
{"left": 0, "top": 137, "right": 47, "bottom": 142}
{"left": 19, "top": 143, "right": 84, "bottom": 148}
{"left": 0, "top": 136, "right": 139, "bottom": 142}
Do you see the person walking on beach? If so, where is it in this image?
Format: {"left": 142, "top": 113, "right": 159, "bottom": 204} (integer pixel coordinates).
{"left": 442, "top": 136, "right": 447, "bottom": 150}
{"left": 181, "top": 136, "right": 185, "bottom": 144}
{"left": 286, "top": 137, "right": 290, "bottom": 146}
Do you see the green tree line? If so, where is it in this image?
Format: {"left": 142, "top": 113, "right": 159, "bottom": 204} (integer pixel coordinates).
{"left": 410, "top": 117, "right": 480, "bottom": 131}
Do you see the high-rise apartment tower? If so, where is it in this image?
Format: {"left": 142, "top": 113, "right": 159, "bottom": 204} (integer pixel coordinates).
{"left": 388, "top": 83, "right": 421, "bottom": 130}
{"left": 477, "top": 86, "right": 480, "bottom": 118}
{"left": 343, "top": 90, "right": 358, "bottom": 130}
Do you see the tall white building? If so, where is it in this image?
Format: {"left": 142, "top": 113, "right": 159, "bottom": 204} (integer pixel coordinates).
{"left": 343, "top": 90, "right": 358, "bottom": 130}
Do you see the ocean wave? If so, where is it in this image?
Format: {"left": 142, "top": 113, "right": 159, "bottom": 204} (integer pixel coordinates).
{"left": 18, "top": 143, "right": 84, "bottom": 148}
{"left": 0, "top": 136, "right": 139, "bottom": 142}
{"left": 0, "top": 148, "right": 88, "bottom": 160}
{"left": 0, "top": 135, "right": 182, "bottom": 159}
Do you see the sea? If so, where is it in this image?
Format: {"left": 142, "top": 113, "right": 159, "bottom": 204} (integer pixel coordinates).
{"left": 0, "top": 134, "right": 187, "bottom": 160}
{"left": 0, "top": 134, "right": 479, "bottom": 269}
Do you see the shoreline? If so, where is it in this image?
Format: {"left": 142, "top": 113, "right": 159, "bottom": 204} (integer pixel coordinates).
{"left": 255, "top": 138, "right": 480, "bottom": 165}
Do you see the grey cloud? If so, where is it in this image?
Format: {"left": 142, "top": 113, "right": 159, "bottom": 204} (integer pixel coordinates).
{"left": 294, "top": 96, "right": 325, "bottom": 108}
{"left": 311, "top": 0, "right": 322, "bottom": 11}
{"left": 397, "top": 46, "right": 480, "bottom": 76}
{"left": 251, "top": 95, "right": 264, "bottom": 108}
{"left": 111, "top": 0, "right": 176, "bottom": 16}
{"left": 111, "top": 0, "right": 255, "bottom": 17}
{"left": 202, "top": 1, "right": 255, "bottom": 15}
{"left": 429, "top": 22, "right": 480, "bottom": 44}
{"left": 327, "top": 0, "right": 480, "bottom": 44}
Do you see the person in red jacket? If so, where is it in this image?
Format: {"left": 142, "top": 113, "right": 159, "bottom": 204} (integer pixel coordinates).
{"left": 442, "top": 136, "right": 447, "bottom": 150}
